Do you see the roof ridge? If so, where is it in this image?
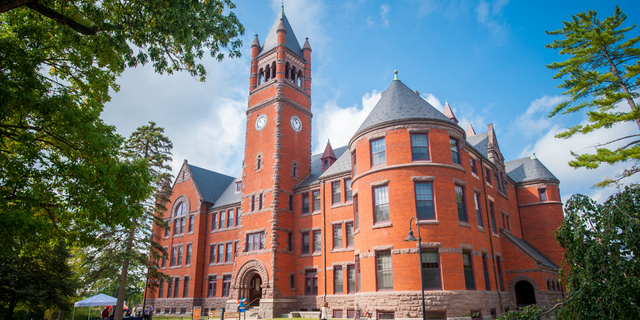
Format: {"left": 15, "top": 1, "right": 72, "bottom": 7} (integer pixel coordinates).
{"left": 520, "top": 236, "right": 560, "bottom": 268}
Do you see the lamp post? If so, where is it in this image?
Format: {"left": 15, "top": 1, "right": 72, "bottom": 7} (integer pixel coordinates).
{"left": 405, "top": 217, "right": 426, "bottom": 320}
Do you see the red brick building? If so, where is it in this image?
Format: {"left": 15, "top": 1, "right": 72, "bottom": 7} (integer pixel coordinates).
{"left": 146, "top": 9, "right": 564, "bottom": 320}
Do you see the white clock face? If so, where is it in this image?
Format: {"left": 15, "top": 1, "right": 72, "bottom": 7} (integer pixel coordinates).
{"left": 255, "top": 115, "right": 267, "bottom": 131}
{"left": 290, "top": 116, "right": 302, "bottom": 132}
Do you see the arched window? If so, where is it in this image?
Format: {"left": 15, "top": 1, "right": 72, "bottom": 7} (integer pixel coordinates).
{"left": 291, "top": 160, "right": 299, "bottom": 179}
{"left": 265, "top": 65, "right": 270, "bottom": 82}
{"left": 291, "top": 66, "right": 296, "bottom": 83}
{"left": 297, "top": 71, "right": 303, "bottom": 87}
{"left": 271, "top": 62, "right": 276, "bottom": 79}
{"left": 175, "top": 202, "right": 186, "bottom": 217}
{"left": 547, "top": 280, "right": 551, "bottom": 290}
{"left": 256, "top": 153, "right": 264, "bottom": 172}
{"left": 258, "top": 68, "right": 264, "bottom": 85}
{"left": 285, "top": 63, "right": 290, "bottom": 80}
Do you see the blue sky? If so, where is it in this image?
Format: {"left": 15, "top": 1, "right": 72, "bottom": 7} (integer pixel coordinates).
{"left": 102, "top": 0, "right": 640, "bottom": 203}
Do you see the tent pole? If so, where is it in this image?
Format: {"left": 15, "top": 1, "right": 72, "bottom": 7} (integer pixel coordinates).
{"left": 87, "top": 307, "right": 91, "bottom": 320}
{"left": 72, "top": 307, "right": 76, "bottom": 320}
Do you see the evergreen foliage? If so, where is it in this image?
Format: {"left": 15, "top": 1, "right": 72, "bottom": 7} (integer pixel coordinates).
{"left": 545, "top": 6, "right": 640, "bottom": 186}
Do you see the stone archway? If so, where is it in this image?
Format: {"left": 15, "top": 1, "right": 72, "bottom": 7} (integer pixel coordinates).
{"left": 508, "top": 275, "right": 539, "bottom": 308}
{"left": 233, "top": 260, "right": 270, "bottom": 304}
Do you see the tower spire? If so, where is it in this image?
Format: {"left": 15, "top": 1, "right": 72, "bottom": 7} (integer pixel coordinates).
{"left": 281, "top": 1, "right": 285, "bottom": 15}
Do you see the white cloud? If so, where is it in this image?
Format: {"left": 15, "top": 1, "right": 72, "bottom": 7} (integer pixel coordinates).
{"left": 476, "top": 0, "right": 490, "bottom": 23}
{"left": 422, "top": 94, "right": 487, "bottom": 133}
{"left": 275, "top": 0, "right": 330, "bottom": 58}
{"left": 422, "top": 93, "right": 445, "bottom": 112}
{"left": 381, "top": 5, "right": 390, "bottom": 28}
{"left": 313, "top": 90, "right": 382, "bottom": 153}
{"left": 474, "top": 0, "right": 509, "bottom": 40}
{"left": 512, "top": 95, "right": 566, "bottom": 138}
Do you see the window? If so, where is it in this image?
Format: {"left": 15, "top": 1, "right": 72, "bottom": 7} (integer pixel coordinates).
{"left": 302, "top": 233, "right": 310, "bottom": 254}
{"left": 376, "top": 251, "right": 393, "bottom": 290}
{"left": 411, "top": 134, "right": 430, "bottom": 160}
{"left": 220, "top": 211, "right": 226, "bottom": 229}
{"left": 188, "top": 216, "right": 194, "bottom": 233}
{"left": 235, "top": 181, "right": 242, "bottom": 192}
{"left": 378, "top": 313, "right": 395, "bottom": 320}
{"left": 305, "top": 270, "right": 318, "bottom": 295}
{"left": 170, "top": 308, "right": 176, "bottom": 315}
{"left": 490, "top": 202, "right": 497, "bottom": 234}
{"left": 334, "top": 310, "right": 343, "bottom": 318}
{"left": 351, "top": 151, "right": 357, "bottom": 177}
{"left": 415, "top": 182, "right": 435, "bottom": 220}
{"left": 251, "top": 195, "right": 255, "bottom": 212}
{"left": 355, "top": 255, "right": 361, "bottom": 292}
{"left": 354, "top": 195, "right": 359, "bottom": 229}
{"left": 167, "top": 280, "right": 173, "bottom": 298}
{"left": 177, "top": 246, "right": 183, "bottom": 265}
{"left": 228, "top": 209, "right": 234, "bottom": 228}
{"left": 471, "top": 311, "right": 482, "bottom": 320}
{"left": 346, "top": 223, "right": 354, "bottom": 247}
{"left": 235, "top": 241, "right": 240, "bottom": 257}
{"left": 186, "top": 244, "right": 192, "bottom": 265}
{"left": 497, "top": 259, "right": 504, "bottom": 291}
{"left": 212, "top": 213, "right": 217, "bottom": 231}
{"left": 462, "top": 251, "right": 475, "bottom": 289}
{"left": 345, "top": 179, "right": 352, "bottom": 202}
{"left": 323, "top": 159, "right": 329, "bottom": 169}
{"left": 209, "top": 245, "right": 215, "bottom": 264}
{"left": 175, "top": 202, "right": 186, "bottom": 217}
{"left": 292, "top": 163, "right": 298, "bottom": 178}
{"left": 173, "top": 278, "right": 180, "bottom": 298}
{"left": 450, "top": 138, "right": 460, "bottom": 164}
{"left": 373, "top": 186, "right": 390, "bottom": 223}
{"left": 287, "top": 232, "right": 293, "bottom": 251}
{"left": 226, "top": 243, "right": 232, "bottom": 262}
{"left": 302, "top": 194, "right": 310, "bottom": 214}
{"left": 485, "top": 168, "right": 492, "bottom": 185}
{"left": 332, "top": 181, "right": 341, "bottom": 204}
{"left": 490, "top": 309, "right": 497, "bottom": 318}
{"left": 173, "top": 220, "right": 178, "bottom": 235}
{"left": 259, "top": 193, "right": 263, "bottom": 210}
{"left": 539, "top": 188, "right": 547, "bottom": 201}
{"left": 158, "top": 279, "right": 164, "bottom": 298}
{"left": 164, "top": 225, "right": 170, "bottom": 238}
{"left": 235, "top": 208, "right": 240, "bottom": 226}
{"left": 470, "top": 158, "right": 477, "bottom": 175}
{"left": 334, "top": 266, "right": 343, "bottom": 294}
{"left": 312, "top": 191, "right": 320, "bottom": 212}
{"left": 455, "top": 185, "right": 468, "bottom": 222}
{"left": 474, "top": 193, "right": 483, "bottom": 228}
{"left": 247, "top": 232, "right": 265, "bottom": 252}
{"left": 180, "top": 217, "right": 185, "bottom": 234}
{"left": 502, "top": 213, "right": 510, "bottom": 231}
{"left": 347, "top": 265, "right": 356, "bottom": 294}
{"left": 421, "top": 250, "right": 442, "bottom": 289}
{"left": 208, "top": 276, "right": 217, "bottom": 297}
{"left": 217, "top": 244, "right": 224, "bottom": 263}
{"left": 482, "top": 254, "right": 490, "bottom": 291}
{"left": 333, "top": 224, "right": 343, "bottom": 249}
{"left": 313, "top": 230, "right": 321, "bottom": 253}
{"left": 170, "top": 247, "right": 177, "bottom": 267}
{"left": 289, "top": 195, "right": 294, "bottom": 211}
{"left": 371, "top": 138, "right": 386, "bottom": 166}
{"left": 290, "top": 274, "right": 295, "bottom": 289}
{"left": 183, "top": 277, "right": 189, "bottom": 298}
{"left": 347, "top": 310, "right": 357, "bottom": 319}
{"left": 222, "top": 275, "right": 231, "bottom": 297}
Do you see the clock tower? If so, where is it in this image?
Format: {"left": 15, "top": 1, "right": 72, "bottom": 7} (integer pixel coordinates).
{"left": 233, "top": 7, "right": 312, "bottom": 317}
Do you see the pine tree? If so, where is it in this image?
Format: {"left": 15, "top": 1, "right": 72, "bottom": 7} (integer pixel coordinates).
{"left": 546, "top": 5, "right": 640, "bottom": 186}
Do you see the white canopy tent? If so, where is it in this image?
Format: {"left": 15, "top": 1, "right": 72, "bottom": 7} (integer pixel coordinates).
{"left": 72, "top": 294, "right": 119, "bottom": 320}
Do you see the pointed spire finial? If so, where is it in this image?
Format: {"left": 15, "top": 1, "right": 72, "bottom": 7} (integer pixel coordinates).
{"left": 531, "top": 153, "right": 537, "bottom": 160}
{"left": 281, "top": 1, "right": 285, "bottom": 16}
{"left": 327, "top": 139, "right": 330, "bottom": 144}
{"left": 394, "top": 70, "right": 398, "bottom": 81}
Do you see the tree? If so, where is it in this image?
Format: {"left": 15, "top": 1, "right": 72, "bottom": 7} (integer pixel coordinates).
{"left": 546, "top": 5, "right": 640, "bottom": 186}
{"left": 553, "top": 187, "right": 640, "bottom": 319}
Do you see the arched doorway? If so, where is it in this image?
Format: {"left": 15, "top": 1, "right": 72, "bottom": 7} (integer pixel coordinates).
{"left": 248, "top": 274, "right": 262, "bottom": 305}
{"left": 515, "top": 281, "right": 536, "bottom": 307}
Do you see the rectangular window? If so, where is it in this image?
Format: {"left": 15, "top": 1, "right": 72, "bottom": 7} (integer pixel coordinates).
{"left": 302, "top": 194, "right": 310, "bottom": 214}
{"left": 346, "top": 222, "right": 354, "bottom": 247}
{"left": 450, "top": 138, "right": 460, "bottom": 164}
{"left": 334, "top": 266, "right": 343, "bottom": 294}
{"left": 506, "top": 215, "right": 510, "bottom": 231}
{"left": 164, "top": 225, "right": 170, "bottom": 238}
{"left": 333, "top": 224, "right": 343, "bottom": 249}
{"left": 212, "top": 213, "right": 217, "bottom": 231}
{"left": 347, "top": 265, "right": 356, "bottom": 294}
{"left": 220, "top": 211, "right": 226, "bottom": 229}
{"left": 490, "top": 202, "right": 497, "bottom": 234}
{"left": 259, "top": 193, "right": 263, "bottom": 210}
{"left": 482, "top": 254, "right": 490, "bottom": 291}
{"left": 217, "top": 244, "right": 224, "bottom": 263}
{"left": 158, "top": 279, "right": 164, "bottom": 298}
{"left": 455, "top": 185, "right": 468, "bottom": 221}
{"left": 313, "top": 230, "right": 322, "bottom": 253}
{"left": 209, "top": 245, "right": 215, "bottom": 264}
{"left": 463, "top": 251, "right": 475, "bottom": 289}
{"left": 183, "top": 277, "right": 189, "bottom": 298}
{"left": 251, "top": 195, "right": 255, "bottom": 211}
{"left": 180, "top": 218, "right": 185, "bottom": 234}
{"left": 474, "top": 193, "right": 483, "bottom": 228}
{"left": 485, "top": 168, "right": 492, "bottom": 185}
{"left": 289, "top": 195, "right": 294, "bottom": 211}
{"left": 287, "top": 232, "right": 293, "bottom": 251}
{"left": 208, "top": 276, "right": 217, "bottom": 297}
{"left": 351, "top": 151, "right": 357, "bottom": 177}
{"left": 170, "top": 247, "right": 177, "bottom": 267}
{"left": 371, "top": 138, "right": 386, "bottom": 166}
{"left": 421, "top": 250, "right": 442, "bottom": 289}
{"left": 290, "top": 274, "right": 295, "bottom": 289}
{"left": 173, "top": 220, "right": 178, "bottom": 235}
{"left": 247, "top": 232, "right": 265, "bottom": 252}
{"left": 376, "top": 251, "right": 393, "bottom": 290}
{"left": 236, "top": 207, "right": 240, "bottom": 226}
{"left": 502, "top": 214, "right": 506, "bottom": 231}
{"left": 539, "top": 188, "right": 547, "bottom": 201}
{"left": 470, "top": 158, "right": 477, "bottom": 175}
{"left": 497, "top": 259, "right": 504, "bottom": 291}
{"left": 222, "top": 275, "right": 231, "bottom": 297}
{"left": 186, "top": 244, "right": 192, "bottom": 265}
{"left": 167, "top": 280, "right": 173, "bottom": 298}
{"left": 345, "top": 179, "right": 352, "bottom": 202}
{"left": 355, "top": 255, "right": 361, "bottom": 292}
{"left": 305, "top": 270, "right": 318, "bottom": 295}
{"left": 354, "top": 195, "right": 359, "bottom": 229}
{"left": 236, "top": 181, "right": 242, "bottom": 192}
{"left": 161, "top": 251, "right": 167, "bottom": 268}
{"left": 173, "top": 278, "right": 180, "bottom": 298}
{"left": 302, "top": 233, "right": 310, "bottom": 254}
{"left": 177, "top": 246, "right": 183, "bottom": 265}
{"left": 226, "top": 243, "right": 232, "bottom": 262}
{"left": 334, "top": 310, "right": 343, "bottom": 318}
{"left": 170, "top": 308, "right": 176, "bottom": 315}
{"left": 188, "top": 216, "right": 194, "bottom": 233}
{"left": 312, "top": 191, "right": 321, "bottom": 212}
{"left": 415, "top": 182, "right": 435, "bottom": 220}
{"left": 347, "top": 310, "right": 357, "bottom": 319}
{"left": 411, "top": 134, "right": 430, "bottom": 160}
{"left": 332, "top": 181, "right": 341, "bottom": 204}
{"left": 373, "top": 186, "right": 390, "bottom": 223}
{"left": 228, "top": 209, "right": 234, "bottom": 228}
{"left": 378, "top": 313, "right": 395, "bottom": 320}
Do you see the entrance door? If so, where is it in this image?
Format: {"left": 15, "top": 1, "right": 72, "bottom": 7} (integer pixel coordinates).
{"left": 248, "top": 274, "right": 262, "bottom": 306}
{"left": 515, "top": 281, "right": 536, "bottom": 307}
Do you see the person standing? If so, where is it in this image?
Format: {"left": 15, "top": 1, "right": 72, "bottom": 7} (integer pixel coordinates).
{"left": 101, "top": 307, "right": 110, "bottom": 320}
{"left": 321, "top": 302, "right": 329, "bottom": 320}
{"left": 135, "top": 305, "right": 142, "bottom": 317}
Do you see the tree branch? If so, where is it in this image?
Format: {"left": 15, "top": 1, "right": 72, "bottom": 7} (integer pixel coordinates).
{"left": 577, "top": 134, "right": 640, "bottom": 151}
{"left": 0, "top": 0, "right": 32, "bottom": 14}
{"left": 25, "top": 1, "right": 98, "bottom": 35}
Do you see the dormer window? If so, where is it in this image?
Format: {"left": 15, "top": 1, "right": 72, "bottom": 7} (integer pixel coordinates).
{"left": 539, "top": 188, "right": 547, "bottom": 202}
{"left": 323, "top": 160, "right": 328, "bottom": 169}
{"left": 235, "top": 181, "right": 242, "bottom": 193}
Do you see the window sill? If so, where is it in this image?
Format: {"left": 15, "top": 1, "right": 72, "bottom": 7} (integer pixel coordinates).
{"left": 372, "top": 221, "right": 393, "bottom": 229}
{"left": 354, "top": 228, "right": 360, "bottom": 235}
{"left": 330, "top": 247, "right": 354, "bottom": 253}
{"left": 169, "top": 265, "right": 182, "bottom": 269}
{"left": 486, "top": 183, "right": 493, "bottom": 189}
{"left": 412, "top": 159, "right": 432, "bottom": 163}
{"left": 492, "top": 233, "right": 500, "bottom": 238}
{"left": 299, "top": 252, "right": 322, "bottom": 258}
{"left": 458, "top": 221, "right": 472, "bottom": 228}
{"left": 173, "top": 234, "right": 184, "bottom": 238}
{"left": 417, "top": 220, "right": 439, "bottom": 225}
{"left": 477, "top": 226, "right": 486, "bottom": 233}
{"left": 208, "top": 262, "right": 234, "bottom": 266}
{"left": 331, "top": 202, "right": 345, "bottom": 209}
{"left": 301, "top": 211, "right": 321, "bottom": 217}
{"left": 472, "top": 173, "right": 479, "bottom": 180}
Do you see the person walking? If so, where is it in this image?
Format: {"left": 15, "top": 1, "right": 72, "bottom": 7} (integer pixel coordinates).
{"left": 321, "top": 302, "right": 329, "bottom": 320}
{"left": 135, "top": 305, "right": 143, "bottom": 317}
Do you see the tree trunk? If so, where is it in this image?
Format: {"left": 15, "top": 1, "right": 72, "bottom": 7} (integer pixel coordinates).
{"left": 114, "top": 222, "right": 136, "bottom": 320}
{"left": 603, "top": 47, "right": 640, "bottom": 131}
{"left": 58, "top": 309, "right": 65, "bottom": 320}
{"left": 7, "top": 296, "right": 17, "bottom": 320}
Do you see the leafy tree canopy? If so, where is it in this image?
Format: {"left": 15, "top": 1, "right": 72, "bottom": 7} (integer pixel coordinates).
{"left": 546, "top": 5, "right": 640, "bottom": 186}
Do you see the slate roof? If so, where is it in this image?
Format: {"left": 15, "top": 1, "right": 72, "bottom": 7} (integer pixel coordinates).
{"left": 188, "top": 164, "right": 235, "bottom": 204}
{"left": 466, "top": 131, "right": 489, "bottom": 159}
{"left": 501, "top": 230, "right": 559, "bottom": 269}
{"left": 355, "top": 80, "right": 452, "bottom": 135}
{"left": 505, "top": 156, "right": 559, "bottom": 183}
{"left": 296, "top": 146, "right": 349, "bottom": 189}
{"left": 211, "top": 177, "right": 243, "bottom": 209}
{"left": 258, "top": 11, "right": 304, "bottom": 59}
{"left": 319, "top": 149, "right": 352, "bottom": 179}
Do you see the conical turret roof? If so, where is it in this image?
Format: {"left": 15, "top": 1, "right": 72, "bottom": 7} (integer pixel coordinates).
{"left": 259, "top": 11, "right": 304, "bottom": 58}
{"left": 355, "top": 79, "right": 452, "bottom": 135}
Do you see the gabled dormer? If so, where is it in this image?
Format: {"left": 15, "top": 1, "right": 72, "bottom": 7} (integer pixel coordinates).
{"left": 321, "top": 140, "right": 337, "bottom": 172}
{"left": 443, "top": 100, "right": 459, "bottom": 124}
